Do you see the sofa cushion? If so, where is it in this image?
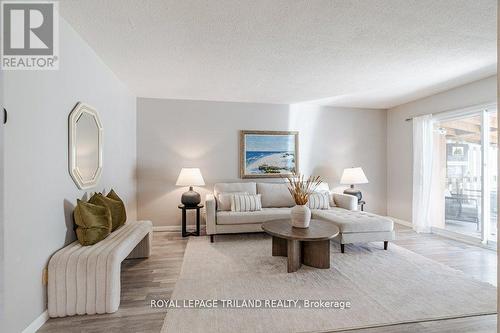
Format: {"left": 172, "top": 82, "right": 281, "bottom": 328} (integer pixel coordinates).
{"left": 312, "top": 208, "right": 394, "bottom": 233}
{"left": 307, "top": 191, "right": 330, "bottom": 209}
{"left": 313, "top": 183, "right": 336, "bottom": 207}
{"left": 217, "top": 208, "right": 291, "bottom": 225}
{"left": 308, "top": 182, "right": 337, "bottom": 207}
{"left": 315, "top": 183, "right": 330, "bottom": 192}
{"left": 329, "top": 193, "right": 337, "bottom": 207}
{"left": 214, "top": 182, "right": 256, "bottom": 197}
{"left": 257, "top": 183, "right": 295, "bottom": 208}
{"left": 217, "top": 192, "right": 247, "bottom": 211}
{"left": 231, "top": 194, "right": 262, "bottom": 212}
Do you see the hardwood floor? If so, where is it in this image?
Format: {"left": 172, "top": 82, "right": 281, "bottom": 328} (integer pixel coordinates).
{"left": 39, "top": 224, "right": 497, "bottom": 333}
{"left": 392, "top": 224, "right": 497, "bottom": 287}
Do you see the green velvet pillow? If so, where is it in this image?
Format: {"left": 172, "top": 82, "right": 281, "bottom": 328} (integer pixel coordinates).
{"left": 74, "top": 199, "right": 112, "bottom": 246}
{"left": 89, "top": 190, "right": 127, "bottom": 231}
{"left": 107, "top": 189, "right": 127, "bottom": 229}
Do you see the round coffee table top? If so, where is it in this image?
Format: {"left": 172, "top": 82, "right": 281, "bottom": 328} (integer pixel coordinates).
{"left": 262, "top": 219, "right": 340, "bottom": 241}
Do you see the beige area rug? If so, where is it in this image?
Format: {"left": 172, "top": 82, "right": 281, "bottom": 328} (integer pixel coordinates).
{"left": 161, "top": 234, "right": 497, "bottom": 333}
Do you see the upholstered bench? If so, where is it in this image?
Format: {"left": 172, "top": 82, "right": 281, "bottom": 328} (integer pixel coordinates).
{"left": 48, "top": 220, "right": 153, "bottom": 317}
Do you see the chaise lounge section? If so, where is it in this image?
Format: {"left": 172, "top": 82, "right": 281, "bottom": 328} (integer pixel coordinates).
{"left": 313, "top": 208, "right": 394, "bottom": 252}
{"left": 205, "top": 182, "right": 394, "bottom": 252}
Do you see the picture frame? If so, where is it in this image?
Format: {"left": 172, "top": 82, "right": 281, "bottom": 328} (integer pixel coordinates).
{"left": 240, "top": 130, "right": 299, "bottom": 179}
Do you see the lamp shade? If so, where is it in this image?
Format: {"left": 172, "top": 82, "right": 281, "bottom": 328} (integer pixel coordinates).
{"left": 340, "top": 167, "right": 368, "bottom": 185}
{"left": 175, "top": 168, "right": 205, "bottom": 186}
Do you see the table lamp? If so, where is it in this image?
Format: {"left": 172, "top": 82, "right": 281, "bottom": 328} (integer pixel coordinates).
{"left": 176, "top": 168, "right": 205, "bottom": 206}
{"left": 340, "top": 167, "right": 368, "bottom": 202}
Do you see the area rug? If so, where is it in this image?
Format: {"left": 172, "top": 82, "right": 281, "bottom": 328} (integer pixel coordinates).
{"left": 161, "top": 234, "right": 496, "bottom": 333}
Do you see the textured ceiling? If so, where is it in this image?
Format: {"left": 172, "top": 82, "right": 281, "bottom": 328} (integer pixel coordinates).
{"left": 59, "top": 0, "right": 497, "bottom": 109}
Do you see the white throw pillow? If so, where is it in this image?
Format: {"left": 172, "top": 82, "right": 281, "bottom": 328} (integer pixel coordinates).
{"left": 217, "top": 192, "right": 247, "bottom": 211}
{"left": 231, "top": 194, "right": 262, "bottom": 212}
{"left": 308, "top": 192, "right": 330, "bottom": 210}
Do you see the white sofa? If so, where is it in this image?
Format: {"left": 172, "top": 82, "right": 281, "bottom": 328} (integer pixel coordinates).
{"left": 206, "top": 182, "right": 394, "bottom": 252}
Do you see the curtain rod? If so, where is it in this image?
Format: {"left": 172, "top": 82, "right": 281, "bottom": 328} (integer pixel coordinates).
{"left": 403, "top": 102, "right": 497, "bottom": 122}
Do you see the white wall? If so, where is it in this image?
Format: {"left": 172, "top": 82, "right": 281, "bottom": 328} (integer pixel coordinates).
{"left": 387, "top": 75, "right": 497, "bottom": 222}
{"left": 137, "top": 98, "right": 387, "bottom": 227}
{"left": 3, "top": 18, "right": 137, "bottom": 333}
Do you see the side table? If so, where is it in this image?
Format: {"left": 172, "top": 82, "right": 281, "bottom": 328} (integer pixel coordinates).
{"left": 178, "top": 204, "right": 203, "bottom": 237}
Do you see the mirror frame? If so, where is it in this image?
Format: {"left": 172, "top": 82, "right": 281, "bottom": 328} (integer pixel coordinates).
{"left": 68, "top": 102, "right": 103, "bottom": 189}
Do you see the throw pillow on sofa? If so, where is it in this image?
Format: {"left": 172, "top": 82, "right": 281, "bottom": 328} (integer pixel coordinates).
{"left": 89, "top": 190, "right": 127, "bottom": 231}
{"left": 74, "top": 199, "right": 112, "bottom": 246}
{"left": 217, "top": 192, "right": 248, "bottom": 211}
{"left": 308, "top": 192, "right": 330, "bottom": 210}
{"left": 231, "top": 194, "right": 262, "bottom": 212}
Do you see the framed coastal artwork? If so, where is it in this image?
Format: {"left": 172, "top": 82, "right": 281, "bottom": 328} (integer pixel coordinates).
{"left": 240, "top": 130, "right": 299, "bottom": 178}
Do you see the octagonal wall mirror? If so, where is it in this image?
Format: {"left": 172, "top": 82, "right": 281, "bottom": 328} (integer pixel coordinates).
{"left": 69, "top": 102, "right": 103, "bottom": 189}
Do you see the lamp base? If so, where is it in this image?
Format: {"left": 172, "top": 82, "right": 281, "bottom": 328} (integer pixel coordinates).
{"left": 343, "top": 186, "right": 362, "bottom": 203}
{"left": 181, "top": 186, "right": 201, "bottom": 207}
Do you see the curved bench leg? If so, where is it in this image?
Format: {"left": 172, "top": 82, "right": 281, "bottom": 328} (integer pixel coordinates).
{"left": 127, "top": 233, "right": 152, "bottom": 259}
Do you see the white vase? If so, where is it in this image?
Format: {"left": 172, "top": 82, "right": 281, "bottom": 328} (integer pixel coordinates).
{"left": 290, "top": 205, "right": 311, "bottom": 228}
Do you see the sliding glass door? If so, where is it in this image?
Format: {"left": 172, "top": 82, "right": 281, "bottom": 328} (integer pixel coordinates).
{"left": 433, "top": 107, "right": 497, "bottom": 244}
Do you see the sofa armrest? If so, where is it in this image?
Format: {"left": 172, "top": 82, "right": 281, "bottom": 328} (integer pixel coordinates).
{"left": 205, "top": 194, "right": 217, "bottom": 235}
{"left": 332, "top": 193, "right": 358, "bottom": 211}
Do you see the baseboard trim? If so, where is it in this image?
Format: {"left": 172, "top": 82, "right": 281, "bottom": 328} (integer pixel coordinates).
{"left": 390, "top": 217, "right": 413, "bottom": 228}
{"left": 22, "top": 310, "right": 48, "bottom": 333}
{"left": 154, "top": 225, "right": 206, "bottom": 232}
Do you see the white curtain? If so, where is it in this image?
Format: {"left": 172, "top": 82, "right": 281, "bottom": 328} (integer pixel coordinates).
{"left": 412, "top": 114, "right": 434, "bottom": 233}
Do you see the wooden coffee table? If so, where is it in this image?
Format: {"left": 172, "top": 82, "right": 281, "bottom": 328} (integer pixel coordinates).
{"left": 262, "top": 219, "right": 340, "bottom": 273}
